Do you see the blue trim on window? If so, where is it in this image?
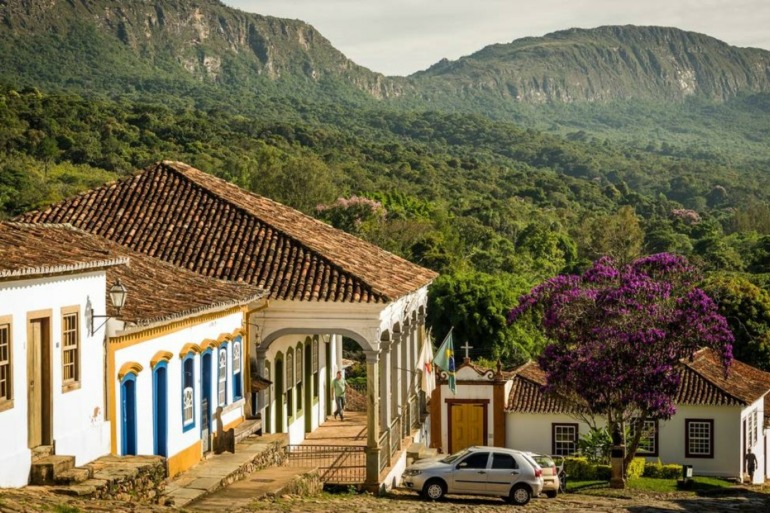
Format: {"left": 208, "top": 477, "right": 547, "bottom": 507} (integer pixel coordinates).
{"left": 181, "top": 353, "right": 196, "bottom": 433}
{"left": 232, "top": 336, "right": 243, "bottom": 401}
{"left": 218, "top": 343, "right": 229, "bottom": 407}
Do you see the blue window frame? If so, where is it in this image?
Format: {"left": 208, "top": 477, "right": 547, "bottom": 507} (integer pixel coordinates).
{"left": 182, "top": 353, "right": 195, "bottom": 432}
{"left": 218, "top": 344, "right": 228, "bottom": 407}
{"left": 232, "top": 336, "right": 243, "bottom": 401}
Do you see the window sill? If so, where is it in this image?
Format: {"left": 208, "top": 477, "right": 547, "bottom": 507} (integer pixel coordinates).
{"left": 0, "top": 399, "right": 13, "bottom": 413}
{"left": 62, "top": 381, "right": 81, "bottom": 393}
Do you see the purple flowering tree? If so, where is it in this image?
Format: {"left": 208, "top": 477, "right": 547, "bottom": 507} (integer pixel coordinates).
{"left": 509, "top": 253, "right": 734, "bottom": 473}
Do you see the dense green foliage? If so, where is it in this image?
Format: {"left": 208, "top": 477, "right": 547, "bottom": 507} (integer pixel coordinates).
{"left": 3, "top": 84, "right": 770, "bottom": 370}
{"left": 2, "top": 3, "right": 770, "bottom": 369}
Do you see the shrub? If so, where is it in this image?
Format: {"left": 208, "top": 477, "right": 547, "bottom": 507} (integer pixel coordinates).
{"left": 643, "top": 460, "right": 682, "bottom": 479}
{"left": 564, "top": 457, "right": 611, "bottom": 480}
{"left": 627, "top": 457, "right": 646, "bottom": 479}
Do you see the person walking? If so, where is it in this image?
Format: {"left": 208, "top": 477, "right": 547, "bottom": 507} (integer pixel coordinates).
{"left": 745, "top": 449, "right": 758, "bottom": 483}
{"left": 332, "top": 370, "right": 346, "bottom": 421}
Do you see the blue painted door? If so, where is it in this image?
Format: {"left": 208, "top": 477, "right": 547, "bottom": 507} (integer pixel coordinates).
{"left": 153, "top": 364, "right": 168, "bottom": 457}
{"left": 201, "top": 352, "right": 212, "bottom": 453}
{"left": 121, "top": 376, "right": 137, "bottom": 455}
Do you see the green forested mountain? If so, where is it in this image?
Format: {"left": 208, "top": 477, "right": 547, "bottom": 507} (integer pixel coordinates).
{"left": 3, "top": 0, "right": 770, "bottom": 366}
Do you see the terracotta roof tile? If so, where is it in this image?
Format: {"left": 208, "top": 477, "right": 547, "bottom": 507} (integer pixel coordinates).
{"left": 506, "top": 361, "right": 582, "bottom": 414}
{"left": 0, "top": 223, "right": 266, "bottom": 328}
{"left": 20, "top": 161, "right": 437, "bottom": 303}
{"left": 0, "top": 223, "right": 127, "bottom": 279}
{"left": 507, "top": 351, "right": 770, "bottom": 414}
{"left": 679, "top": 348, "right": 770, "bottom": 407}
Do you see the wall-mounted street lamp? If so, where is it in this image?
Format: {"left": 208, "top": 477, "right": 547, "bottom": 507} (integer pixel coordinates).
{"left": 86, "top": 279, "right": 128, "bottom": 336}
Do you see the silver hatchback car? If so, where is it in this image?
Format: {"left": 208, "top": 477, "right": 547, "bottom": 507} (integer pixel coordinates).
{"left": 401, "top": 446, "right": 544, "bottom": 505}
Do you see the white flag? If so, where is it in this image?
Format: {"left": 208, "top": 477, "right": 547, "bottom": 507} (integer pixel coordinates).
{"left": 417, "top": 335, "right": 436, "bottom": 398}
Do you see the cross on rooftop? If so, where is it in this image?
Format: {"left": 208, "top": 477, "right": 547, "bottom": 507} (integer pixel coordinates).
{"left": 461, "top": 340, "right": 473, "bottom": 360}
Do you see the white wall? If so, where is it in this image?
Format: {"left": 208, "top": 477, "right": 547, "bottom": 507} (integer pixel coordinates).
{"left": 506, "top": 404, "right": 748, "bottom": 479}
{"left": 740, "top": 398, "right": 765, "bottom": 484}
{"left": 657, "top": 405, "right": 741, "bottom": 478}
{"left": 506, "top": 412, "right": 590, "bottom": 455}
{"left": 0, "top": 272, "right": 110, "bottom": 487}
{"left": 112, "top": 311, "right": 245, "bottom": 459}
{"left": 437, "top": 381, "right": 496, "bottom": 452}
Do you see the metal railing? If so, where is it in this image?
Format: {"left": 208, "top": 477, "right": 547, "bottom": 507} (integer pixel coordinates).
{"left": 389, "top": 416, "right": 401, "bottom": 457}
{"left": 285, "top": 444, "right": 366, "bottom": 484}
{"left": 378, "top": 431, "right": 388, "bottom": 471}
{"left": 409, "top": 394, "right": 419, "bottom": 429}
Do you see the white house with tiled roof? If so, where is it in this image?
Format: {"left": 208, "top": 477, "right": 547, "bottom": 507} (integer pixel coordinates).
{"left": 21, "top": 161, "right": 438, "bottom": 486}
{"left": 0, "top": 222, "right": 267, "bottom": 486}
{"left": 432, "top": 349, "right": 770, "bottom": 484}
{"left": 0, "top": 224, "right": 125, "bottom": 487}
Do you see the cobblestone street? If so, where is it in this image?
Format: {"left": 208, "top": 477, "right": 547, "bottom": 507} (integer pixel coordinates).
{"left": 2, "top": 485, "right": 769, "bottom": 513}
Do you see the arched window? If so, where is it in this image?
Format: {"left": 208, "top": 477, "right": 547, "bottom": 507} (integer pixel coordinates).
{"left": 286, "top": 348, "right": 294, "bottom": 419}
{"left": 232, "top": 336, "right": 243, "bottom": 401}
{"left": 296, "top": 343, "right": 303, "bottom": 410}
{"left": 218, "top": 344, "right": 228, "bottom": 407}
{"left": 312, "top": 337, "right": 319, "bottom": 399}
{"left": 182, "top": 354, "right": 195, "bottom": 431}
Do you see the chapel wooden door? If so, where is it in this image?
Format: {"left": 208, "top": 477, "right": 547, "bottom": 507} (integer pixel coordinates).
{"left": 449, "top": 403, "right": 485, "bottom": 453}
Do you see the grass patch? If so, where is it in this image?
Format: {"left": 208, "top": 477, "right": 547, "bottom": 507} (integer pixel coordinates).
{"left": 568, "top": 476, "right": 736, "bottom": 496}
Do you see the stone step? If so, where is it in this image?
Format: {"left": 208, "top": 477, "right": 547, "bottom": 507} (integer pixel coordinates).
{"left": 31, "top": 445, "right": 54, "bottom": 462}
{"left": 30, "top": 455, "right": 75, "bottom": 485}
{"left": 234, "top": 418, "right": 262, "bottom": 445}
{"left": 55, "top": 467, "right": 92, "bottom": 485}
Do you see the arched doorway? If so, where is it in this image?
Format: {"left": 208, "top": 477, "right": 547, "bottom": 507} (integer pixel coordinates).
{"left": 274, "top": 353, "right": 284, "bottom": 432}
{"left": 120, "top": 374, "right": 138, "bottom": 455}
{"left": 153, "top": 362, "right": 168, "bottom": 457}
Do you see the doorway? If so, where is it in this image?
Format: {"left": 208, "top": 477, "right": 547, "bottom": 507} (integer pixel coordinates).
{"left": 275, "top": 354, "right": 284, "bottom": 432}
{"left": 27, "top": 315, "right": 52, "bottom": 449}
{"left": 120, "top": 374, "right": 138, "bottom": 455}
{"left": 448, "top": 401, "right": 487, "bottom": 453}
{"left": 153, "top": 363, "right": 168, "bottom": 457}
{"left": 201, "top": 351, "right": 212, "bottom": 454}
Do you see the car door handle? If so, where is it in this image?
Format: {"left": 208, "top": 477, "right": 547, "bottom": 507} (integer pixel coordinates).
{"left": 478, "top": 471, "right": 486, "bottom": 474}
{"left": 510, "top": 470, "right": 520, "bottom": 475}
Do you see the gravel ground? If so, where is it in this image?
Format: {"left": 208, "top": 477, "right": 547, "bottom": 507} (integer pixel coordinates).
{"left": 1, "top": 484, "right": 768, "bottom": 513}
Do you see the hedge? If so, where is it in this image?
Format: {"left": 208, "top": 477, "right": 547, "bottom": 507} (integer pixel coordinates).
{"left": 643, "top": 461, "right": 683, "bottom": 479}
{"left": 564, "top": 457, "right": 681, "bottom": 480}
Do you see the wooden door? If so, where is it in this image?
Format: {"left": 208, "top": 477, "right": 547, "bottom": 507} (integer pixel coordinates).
{"left": 27, "top": 317, "right": 51, "bottom": 448}
{"left": 450, "top": 403, "right": 485, "bottom": 453}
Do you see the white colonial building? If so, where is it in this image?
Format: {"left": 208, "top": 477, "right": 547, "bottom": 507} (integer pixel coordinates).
{"left": 431, "top": 349, "right": 770, "bottom": 484}
{"left": 0, "top": 224, "right": 124, "bottom": 487}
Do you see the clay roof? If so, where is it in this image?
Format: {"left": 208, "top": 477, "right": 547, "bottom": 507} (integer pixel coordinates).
{"left": 507, "top": 350, "right": 770, "bottom": 414}
{"left": 0, "top": 223, "right": 127, "bottom": 279}
{"left": 678, "top": 348, "right": 770, "bottom": 407}
{"left": 105, "top": 243, "right": 266, "bottom": 329}
{"left": 0, "top": 223, "right": 265, "bottom": 327}
{"left": 20, "top": 161, "right": 437, "bottom": 303}
{"left": 506, "top": 361, "right": 582, "bottom": 414}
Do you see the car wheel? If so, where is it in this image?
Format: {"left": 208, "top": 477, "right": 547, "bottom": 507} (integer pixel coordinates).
{"left": 421, "top": 479, "right": 446, "bottom": 501}
{"left": 509, "top": 484, "right": 531, "bottom": 506}
{"left": 545, "top": 489, "right": 558, "bottom": 499}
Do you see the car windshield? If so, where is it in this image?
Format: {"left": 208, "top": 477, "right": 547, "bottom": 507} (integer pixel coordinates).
{"left": 533, "top": 454, "right": 555, "bottom": 467}
{"left": 520, "top": 452, "right": 540, "bottom": 469}
{"left": 440, "top": 448, "right": 470, "bottom": 464}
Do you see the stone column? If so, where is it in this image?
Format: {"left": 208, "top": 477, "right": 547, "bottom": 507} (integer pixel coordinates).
{"left": 256, "top": 348, "right": 268, "bottom": 431}
{"left": 391, "top": 330, "right": 402, "bottom": 426}
{"left": 379, "top": 340, "right": 391, "bottom": 432}
{"left": 401, "top": 321, "right": 410, "bottom": 436}
{"left": 364, "top": 350, "right": 381, "bottom": 487}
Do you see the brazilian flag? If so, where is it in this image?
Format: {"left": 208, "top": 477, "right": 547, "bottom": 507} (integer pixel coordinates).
{"left": 433, "top": 328, "right": 456, "bottom": 394}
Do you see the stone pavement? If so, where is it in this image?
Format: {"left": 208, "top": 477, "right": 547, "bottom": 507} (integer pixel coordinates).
{"left": 162, "top": 433, "right": 287, "bottom": 508}
{"left": 244, "top": 486, "right": 770, "bottom": 513}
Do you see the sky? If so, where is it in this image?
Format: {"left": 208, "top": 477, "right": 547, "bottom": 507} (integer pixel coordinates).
{"left": 222, "top": 0, "right": 770, "bottom": 77}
